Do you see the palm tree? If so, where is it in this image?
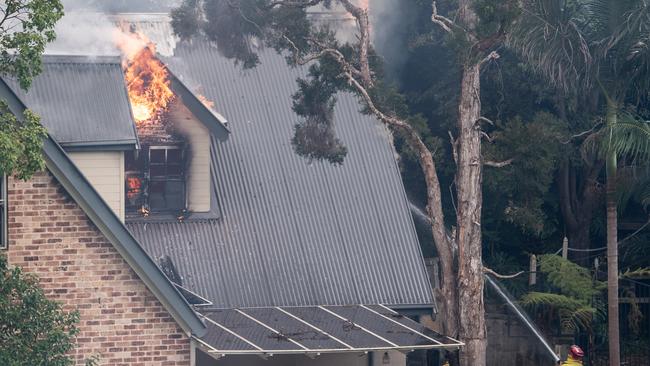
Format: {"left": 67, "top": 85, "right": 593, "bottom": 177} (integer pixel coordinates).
{"left": 510, "top": 1, "right": 650, "bottom": 364}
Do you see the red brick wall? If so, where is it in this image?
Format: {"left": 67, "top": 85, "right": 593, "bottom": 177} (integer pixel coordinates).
{"left": 5, "top": 170, "right": 191, "bottom": 365}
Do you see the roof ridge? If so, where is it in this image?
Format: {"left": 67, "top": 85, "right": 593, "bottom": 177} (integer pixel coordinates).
{"left": 42, "top": 54, "right": 122, "bottom": 64}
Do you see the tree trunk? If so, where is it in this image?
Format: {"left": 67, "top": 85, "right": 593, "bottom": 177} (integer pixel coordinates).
{"left": 456, "top": 62, "right": 487, "bottom": 366}
{"left": 605, "top": 102, "right": 620, "bottom": 366}
{"left": 567, "top": 223, "right": 592, "bottom": 265}
{"left": 558, "top": 156, "right": 603, "bottom": 266}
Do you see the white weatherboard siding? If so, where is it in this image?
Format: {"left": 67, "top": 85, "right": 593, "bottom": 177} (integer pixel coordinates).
{"left": 69, "top": 151, "right": 125, "bottom": 221}
{"left": 171, "top": 100, "right": 211, "bottom": 212}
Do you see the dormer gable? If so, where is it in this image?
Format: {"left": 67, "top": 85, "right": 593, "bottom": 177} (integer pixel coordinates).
{"left": 123, "top": 62, "right": 228, "bottom": 218}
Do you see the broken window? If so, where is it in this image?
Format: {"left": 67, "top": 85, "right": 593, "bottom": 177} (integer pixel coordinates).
{"left": 125, "top": 145, "right": 186, "bottom": 214}
{"left": 0, "top": 174, "right": 6, "bottom": 249}
{"left": 148, "top": 146, "right": 185, "bottom": 211}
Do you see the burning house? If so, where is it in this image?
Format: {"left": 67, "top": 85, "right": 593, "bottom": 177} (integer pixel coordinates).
{"left": 0, "top": 12, "right": 461, "bottom": 366}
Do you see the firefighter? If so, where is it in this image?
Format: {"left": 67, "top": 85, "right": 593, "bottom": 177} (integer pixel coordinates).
{"left": 560, "top": 345, "right": 584, "bottom": 365}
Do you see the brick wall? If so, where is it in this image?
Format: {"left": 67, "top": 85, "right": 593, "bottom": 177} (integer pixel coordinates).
{"left": 5, "top": 170, "right": 191, "bottom": 366}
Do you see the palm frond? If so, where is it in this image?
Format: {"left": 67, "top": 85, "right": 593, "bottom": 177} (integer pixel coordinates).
{"left": 520, "top": 291, "right": 584, "bottom": 310}
{"left": 638, "top": 183, "right": 650, "bottom": 209}
{"left": 588, "top": 0, "right": 650, "bottom": 96}
{"left": 571, "top": 306, "right": 598, "bottom": 331}
{"left": 604, "top": 113, "right": 650, "bottom": 162}
{"left": 581, "top": 113, "right": 650, "bottom": 163}
{"left": 508, "top": 0, "right": 594, "bottom": 93}
{"left": 621, "top": 267, "right": 650, "bottom": 279}
{"left": 616, "top": 165, "right": 650, "bottom": 212}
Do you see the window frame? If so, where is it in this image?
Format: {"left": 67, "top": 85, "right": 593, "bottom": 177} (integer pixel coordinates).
{"left": 0, "top": 174, "right": 7, "bottom": 250}
{"left": 125, "top": 145, "right": 187, "bottom": 215}
{"left": 147, "top": 145, "right": 186, "bottom": 212}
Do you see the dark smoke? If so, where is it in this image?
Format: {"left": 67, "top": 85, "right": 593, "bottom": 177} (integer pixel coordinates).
{"left": 370, "top": 0, "right": 418, "bottom": 83}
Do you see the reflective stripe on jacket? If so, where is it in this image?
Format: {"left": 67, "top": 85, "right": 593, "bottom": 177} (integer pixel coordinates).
{"left": 561, "top": 356, "right": 583, "bottom": 366}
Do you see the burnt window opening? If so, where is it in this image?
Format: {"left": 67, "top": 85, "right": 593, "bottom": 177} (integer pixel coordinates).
{"left": 0, "top": 174, "right": 6, "bottom": 249}
{"left": 125, "top": 145, "right": 186, "bottom": 214}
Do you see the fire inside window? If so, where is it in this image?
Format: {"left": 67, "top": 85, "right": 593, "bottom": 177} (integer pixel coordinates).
{"left": 125, "top": 146, "right": 186, "bottom": 213}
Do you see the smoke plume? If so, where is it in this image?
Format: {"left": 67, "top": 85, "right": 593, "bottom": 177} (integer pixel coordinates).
{"left": 369, "top": 0, "right": 416, "bottom": 82}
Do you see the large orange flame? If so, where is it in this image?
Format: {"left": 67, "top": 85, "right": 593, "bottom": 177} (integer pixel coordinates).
{"left": 115, "top": 31, "right": 174, "bottom": 124}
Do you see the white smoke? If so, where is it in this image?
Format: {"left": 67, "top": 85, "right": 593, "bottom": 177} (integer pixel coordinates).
{"left": 369, "top": 0, "right": 415, "bottom": 82}
{"left": 46, "top": 12, "right": 123, "bottom": 56}
{"left": 45, "top": 0, "right": 179, "bottom": 56}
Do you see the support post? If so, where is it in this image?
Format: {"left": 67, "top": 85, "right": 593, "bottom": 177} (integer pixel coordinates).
{"left": 529, "top": 255, "right": 537, "bottom": 286}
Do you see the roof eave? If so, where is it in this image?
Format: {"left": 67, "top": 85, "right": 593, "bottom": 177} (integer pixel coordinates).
{"left": 167, "top": 69, "right": 230, "bottom": 140}
{"left": 42, "top": 137, "right": 207, "bottom": 337}
{"left": 60, "top": 139, "right": 138, "bottom": 152}
{"left": 0, "top": 78, "right": 206, "bottom": 337}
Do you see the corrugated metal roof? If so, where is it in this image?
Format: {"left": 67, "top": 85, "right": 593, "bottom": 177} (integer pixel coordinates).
{"left": 4, "top": 55, "right": 138, "bottom": 148}
{"left": 195, "top": 304, "right": 462, "bottom": 355}
{"left": 126, "top": 39, "right": 434, "bottom": 309}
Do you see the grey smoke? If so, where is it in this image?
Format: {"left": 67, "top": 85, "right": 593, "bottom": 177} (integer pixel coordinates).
{"left": 370, "top": 0, "right": 416, "bottom": 83}
{"left": 46, "top": 11, "right": 122, "bottom": 56}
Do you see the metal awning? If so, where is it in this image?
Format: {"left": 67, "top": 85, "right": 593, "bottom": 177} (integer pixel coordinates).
{"left": 194, "top": 304, "right": 462, "bottom": 358}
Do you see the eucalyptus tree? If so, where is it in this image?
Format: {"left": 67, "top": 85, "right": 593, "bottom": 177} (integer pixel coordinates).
{"left": 511, "top": 1, "right": 650, "bottom": 364}
{"left": 171, "top": 0, "right": 521, "bottom": 364}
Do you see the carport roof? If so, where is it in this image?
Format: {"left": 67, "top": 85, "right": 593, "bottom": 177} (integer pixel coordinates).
{"left": 195, "top": 304, "right": 462, "bottom": 357}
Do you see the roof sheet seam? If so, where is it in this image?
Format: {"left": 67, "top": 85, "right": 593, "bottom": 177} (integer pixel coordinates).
{"left": 317, "top": 306, "right": 399, "bottom": 348}
{"left": 200, "top": 315, "right": 264, "bottom": 351}
{"left": 362, "top": 305, "right": 443, "bottom": 346}
{"left": 275, "top": 307, "right": 354, "bottom": 350}
{"left": 236, "top": 309, "right": 310, "bottom": 351}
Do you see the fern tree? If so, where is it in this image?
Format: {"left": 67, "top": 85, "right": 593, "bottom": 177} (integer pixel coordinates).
{"left": 521, "top": 255, "right": 606, "bottom": 337}
{"left": 511, "top": 1, "right": 650, "bottom": 364}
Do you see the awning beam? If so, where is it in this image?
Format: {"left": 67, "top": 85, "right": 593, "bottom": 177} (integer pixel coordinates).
{"left": 196, "top": 305, "right": 463, "bottom": 356}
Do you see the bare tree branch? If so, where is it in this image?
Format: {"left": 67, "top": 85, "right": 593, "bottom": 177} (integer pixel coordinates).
{"left": 484, "top": 266, "right": 525, "bottom": 279}
{"left": 480, "top": 131, "right": 493, "bottom": 142}
{"left": 476, "top": 116, "right": 494, "bottom": 126}
{"left": 337, "top": 0, "right": 373, "bottom": 86}
{"left": 562, "top": 122, "right": 603, "bottom": 144}
{"left": 431, "top": 1, "right": 454, "bottom": 33}
{"left": 267, "top": 0, "right": 324, "bottom": 9}
{"left": 293, "top": 36, "right": 366, "bottom": 80}
{"left": 479, "top": 50, "right": 500, "bottom": 68}
{"left": 338, "top": 55, "right": 450, "bottom": 257}
{"left": 484, "top": 158, "right": 514, "bottom": 168}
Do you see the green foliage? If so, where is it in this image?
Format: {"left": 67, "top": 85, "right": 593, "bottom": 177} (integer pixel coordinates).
{"left": 290, "top": 53, "right": 349, "bottom": 164}
{"left": 621, "top": 267, "right": 650, "bottom": 279}
{"left": 0, "top": 255, "right": 80, "bottom": 366}
{"left": 484, "top": 112, "right": 566, "bottom": 235}
{"left": 538, "top": 254, "right": 605, "bottom": 301}
{"left": 0, "top": 101, "right": 47, "bottom": 180}
{"left": 0, "top": 0, "right": 63, "bottom": 179}
{"left": 521, "top": 291, "right": 584, "bottom": 311}
{"left": 172, "top": 0, "right": 319, "bottom": 69}
{"left": 520, "top": 255, "right": 606, "bottom": 332}
{"left": 473, "top": 0, "right": 522, "bottom": 38}
{"left": 604, "top": 115, "right": 650, "bottom": 163}
{"left": 0, "top": 0, "right": 64, "bottom": 90}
